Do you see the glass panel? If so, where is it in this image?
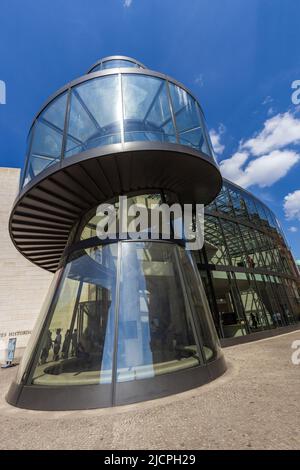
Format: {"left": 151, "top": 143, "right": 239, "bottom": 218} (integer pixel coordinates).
{"left": 101, "top": 59, "right": 140, "bottom": 70}
{"left": 211, "top": 271, "right": 247, "bottom": 338}
{"left": 122, "top": 74, "right": 176, "bottom": 143}
{"left": 29, "top": 244, "right": 117, "bottom": 386}
{"left": 220, "top": 219, "right": 246, "bottom": 267}
{"left": 237, "top": 273, "right": 269, "bottom": 331}
{"left": 169, "top": 83, "right": 209, "bottom": 154}
{"left": 226, "top": 182, "right": 250, "bottom": 222}
{"left": 204, "top": 215, "right": 230, "bottom": 265}
{"left": 215, "top": 185, "right": 234, "bottom": 215}
{"left": 90, "top": 60, "right": 141, "bottom": 73}
{"left": 65, "top": 75, "right": 121, "bottom": 157}
{"left": 89, "top": 64, "right": 101, "bottom": 73}
{"left": 116, "top": 242, "right": 203, "bottom": 382}
{"left": 179, "top": 249, "right": 221, "bottom": 360}
{"left": 16, "top": 269, "right": 63, "bottom": 384}
{"left": 244, "top": 194, "right": 260, "bottom": 225}
{"left": 238, "top": 224, "right": 262, "bottom": 268}
{"left": 202, "top": 113, "right": 217, "bottom": 161}
{"left": 23, "top": 93, "right": 67, "bottom": 186}
{"left": 20, "top": 128, "right": 34, "bottom": 188}
{"left": 254, "top": 274, "right": 276, "bottom": 328}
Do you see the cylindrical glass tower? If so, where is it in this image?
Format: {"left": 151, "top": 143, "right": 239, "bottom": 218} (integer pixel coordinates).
{"left": 7, "top": 56, "right": 226, "bottom": 410}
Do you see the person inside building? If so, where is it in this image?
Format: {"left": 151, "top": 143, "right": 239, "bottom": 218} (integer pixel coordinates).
{"left": 62, "top": 329, "right": 71, "bottom": 359}
{"left": 250, "top": 312, "right": 258, "bottom": 329}
{"left": 53, "top": 328, "right": 62, "bottom": 361}
{"left": 40, "top": 330, "right": 52, "bottom": 364}
{"left": 71, "top": 329, "right": 78, "bottom": 356}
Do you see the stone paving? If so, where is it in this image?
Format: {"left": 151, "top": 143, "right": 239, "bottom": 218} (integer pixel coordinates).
{"left": 0, "top": 329, "right": 299, "bottom": 450}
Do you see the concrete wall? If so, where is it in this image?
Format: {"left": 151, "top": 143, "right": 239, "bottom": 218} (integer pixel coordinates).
{"left": 0, "top": 168, "right": 53, "bottom": 362}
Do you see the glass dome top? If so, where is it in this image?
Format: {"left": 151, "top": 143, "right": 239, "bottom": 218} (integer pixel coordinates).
{"left": 88, "top": 56, "right": 146, "bottom": 73}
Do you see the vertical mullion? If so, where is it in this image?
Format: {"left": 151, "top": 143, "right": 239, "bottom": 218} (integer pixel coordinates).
{"left": 166, "top": 80, "right": 179, "bottom": 143}
{"left": 21, "top": 120, "right": 36, "bottom": 188}
{"left": 61, "top": 87, "right": 72, "bottom": 161}
{"left": 202, "top": 245, "right": 222, "bottom": 336}
{"left": 111, "top": 241, "right": 122, "bottom": 406}
{"left": 197, "top": 104, "right": 211, "bottom": 157}
{"left": 119, "top": 73, "right": 125, "bottom": 144}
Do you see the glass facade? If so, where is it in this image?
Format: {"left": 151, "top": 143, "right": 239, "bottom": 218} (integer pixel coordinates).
{"left": 201, "top": 181, "right": 300, "bottom": 338}
{"left": 23, "top": 93, "right": 68, "bottom": 187}
{"left": 22, "top": 73, "right": 214, "bottom": 188}
{"left": 17, "top": 239, "right": 220, "bottom": 394}
{"left": 72, "top": 188, "right": 300, "bottom": 342}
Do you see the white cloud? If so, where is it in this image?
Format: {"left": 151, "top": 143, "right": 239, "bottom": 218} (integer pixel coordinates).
{"left": 288, "top": 226, "right": 298, "bottom": 233}
{"left": 219, "top": 151, "right": 249, "bottom": 181}
{"left": 220, "top": 149, "right": 300, "bottom": 188}
{"left": 242, "top": 111, "right": 300, "bottom": 156}
{"left": 219, "top": 110, "right": 300, "bottom": 188}
{"left": 194, "top": 74, "right": 204, "bottom": 87}
{"left": 262, "top": 96, "right": 273, "bottom": 105}
{"left": 209, "top": 124, "right": 226, "bottom": 156}
{"left": 123, "top": 0, "right": 132, "bottom": 7}
{"left": 284, "top": 190, "right": 300, "bottom": 221}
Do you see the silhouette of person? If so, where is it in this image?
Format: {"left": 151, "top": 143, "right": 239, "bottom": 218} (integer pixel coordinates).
{"left": 40, "top": 330, "right": 52, "bottom": 364}
{"left": 250, "top": 312, "right": 258, "bottom": 329}
{"left": 71, "top": 329, "right": 78, "bottom": 356}
{"left": 62, "top": 329, "right": 71, "bottom": 359}
{"left": 53, "top": 328, "right": 62, "bottom": 361}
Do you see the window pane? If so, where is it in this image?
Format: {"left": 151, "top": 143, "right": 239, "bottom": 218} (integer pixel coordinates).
{"left": 204, "top": 215, "right": 230, "bottom": 265}
{"left": 116, "top": 242, "right": 202, "bottom": 382}
{"left": 169, "top": 83, "right": 209, "bottom": 154}
{"left": 178, "top": 250, "right": 221, "bottom": 360}
{"left": 23, "top": 93, "right": 67, "bottom": 185}
{"left": 122, "top": 74, "right": 176, "bottom": 143}
{"left": 65, "top": 75, "right": 121, "bottom": 157}
{"left": 101, "top": 59, "right": 140, "bottom": 70}
{"left": 89, "top": 64, "right": 101, "bottom": 73}
{"left": 29, "top": 244, "right": 118, "bottom": 386}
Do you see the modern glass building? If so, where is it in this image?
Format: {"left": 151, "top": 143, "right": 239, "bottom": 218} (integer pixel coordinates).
{"left": 7, "top": 56, "right": 299, "bottom": 410}
{"left": 200, "top": 180, "right": 300, "bottom": 338}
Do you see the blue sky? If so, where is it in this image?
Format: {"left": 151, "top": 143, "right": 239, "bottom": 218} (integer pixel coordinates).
{"left": 0, "top": 0, "right": 299, "bottom": 257}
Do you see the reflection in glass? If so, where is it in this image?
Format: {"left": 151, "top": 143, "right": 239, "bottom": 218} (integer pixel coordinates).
{"left": 122, "top": 75, "right": 176, "bottom": 143}
{"left": 23, "top": 93, "right": 67, "bottom": 186}
{"left": 29, "top": 244, "right": 118, "bottom": 386}
{"left": 169, "top": 83, "right": 209, "bottom": 153}
{"left": 90, "top": 59, "right": 141, "bottom": 73}
{"left": 179, "top": 249, "right": 221, "bottom": 360}
{"left": 209, "top": 271, "right": 247, "bottom": 339}
{"left": 101, "top": 59, "right": 140, "bottom": 70}
{"left": 22, "top": 239, "right": 222, "bottom": 388}
{"left": 65, "top": 75, "right": 122, "bottom": 157}
{"left": 22, "top": 73, "right": 216, "bottom": 186}
{"left": 117, "top": 242, "right": 200, "bottom": 381}
{"left": 16, "top": 269, "right": 62, "bottom": 384}
{"left": 116, "top": 241, "right": 218, "bottom": 382}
